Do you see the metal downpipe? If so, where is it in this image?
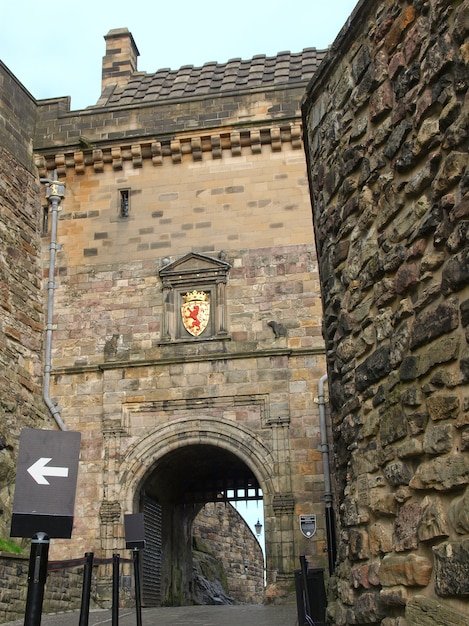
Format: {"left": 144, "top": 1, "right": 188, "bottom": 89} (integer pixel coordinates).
{"left": 318, "top": 373, "right": 336, "bottom": 574}
{"left": 40, "top": 175, "right": 66, "bottom": 431}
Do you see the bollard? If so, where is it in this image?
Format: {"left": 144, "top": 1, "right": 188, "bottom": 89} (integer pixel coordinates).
{"left": 79, "top": 552, "right": 94, "bottom": 626}
{"left": 24, "top": 532, "right": 50, "bottom": 626}
{"left": 112, "top": 553, "right": 120, "bottom": 626}
{"left": 132, "top": 548, "right": 143, "bottom": 626}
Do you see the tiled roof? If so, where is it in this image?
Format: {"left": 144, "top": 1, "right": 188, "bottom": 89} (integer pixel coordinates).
{"left": 98, "top": 48, "right": 327, "bottom": 107}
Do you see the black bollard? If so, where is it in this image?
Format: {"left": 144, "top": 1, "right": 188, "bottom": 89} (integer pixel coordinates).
{"left": 79, "top": 552, "right": 94, "bottom": 626}
{"left": 112, "top": 553, "right": 120, "bottom": 626}
{"left": 24, "top": 532, "right": 50, "bottom": 626}
{"left": 132, "top": 549, "right": 143, "bottom": 626}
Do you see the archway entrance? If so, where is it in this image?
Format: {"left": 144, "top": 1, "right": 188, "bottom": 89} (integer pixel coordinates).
{"left": 137, "top": 444, "right": 265, "bottom": 606}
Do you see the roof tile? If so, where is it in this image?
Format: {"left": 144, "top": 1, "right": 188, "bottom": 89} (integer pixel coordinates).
{"left": 94, "top": 48, "right": 327, "bottom": 107}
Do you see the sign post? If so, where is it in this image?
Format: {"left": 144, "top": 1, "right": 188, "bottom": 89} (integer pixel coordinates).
{"left": 10, "top": 429, "right": 81, "bottom": 626}
{"left": 24, "top": 533, "right": 50, "bottom": 626}
{"left": 124, "top": 513, "right": 146, "bottom": 626}
{"left": 11, "top": 429, "right": 81, "bottom": 539}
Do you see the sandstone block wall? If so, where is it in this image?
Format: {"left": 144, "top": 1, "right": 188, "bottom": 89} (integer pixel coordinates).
{"left": 303, "top": 0, "right": 469, "bottom": 624}
{"left": 36, "top": 91, "right": 328, "bottom": 599}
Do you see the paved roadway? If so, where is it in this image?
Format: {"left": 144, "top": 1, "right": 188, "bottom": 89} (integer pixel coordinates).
{"left": 3, "top": 604, "right": 299, "bottom": 626}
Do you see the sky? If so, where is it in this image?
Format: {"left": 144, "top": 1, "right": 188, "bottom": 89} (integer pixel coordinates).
{"left": 1, "top": 0, "right": 358, "bottom": 110}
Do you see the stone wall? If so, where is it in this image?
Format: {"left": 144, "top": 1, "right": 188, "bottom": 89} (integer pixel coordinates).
{"left": 193, "top": 502, "right": 265, "bottom": 604}
{"left": 0, "top": 62, "right": 54, "bottom": 542}
{"left": 0, "top": 552, "right": 85, "bottom": 624}
{"left": 0, "top": 553, "right": 28, "bottom": 623}
{"left": 302, "top": 1, "right": 469, "bottom": 624}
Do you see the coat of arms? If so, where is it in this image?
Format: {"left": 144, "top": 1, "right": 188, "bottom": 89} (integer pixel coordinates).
{"left": 181, "top": 290, "right": 210, "bottom": 337}
{"left": 299, "top": 514, "right": 317, "bottom": 538}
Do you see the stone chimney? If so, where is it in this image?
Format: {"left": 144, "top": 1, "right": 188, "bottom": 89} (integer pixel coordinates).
{"left": 101, "top": 28, "right": 140, "bottom": 93}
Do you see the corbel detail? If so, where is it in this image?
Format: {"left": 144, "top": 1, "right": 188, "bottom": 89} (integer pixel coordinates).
{"left": 36, "top": 123, "right": 304, "bottom": 174}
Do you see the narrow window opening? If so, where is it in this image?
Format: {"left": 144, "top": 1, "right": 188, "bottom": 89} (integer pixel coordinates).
{"left": 42, "top": 205, "right": 49, "bottom": 234}
{"left": 120, "top": 189, "right": 130, "bottom": 217}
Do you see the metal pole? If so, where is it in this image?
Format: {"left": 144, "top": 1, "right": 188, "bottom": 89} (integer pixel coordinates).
{"left": 299, "top": 555, "right": 312, "bottom": 625}
{"left": 112, "top": 553, "right": 120, "bottom": 626}
{"left": 132, "top": 549, "right": 143, "bottom": 626}
{"left": 79, "top": 552, "right": 94, "bottom": 626}
{"left": 24, "top": 532, "right": 50, "bottom": 626}
{"left": 40, "top": 173, "right": 67, "bottom": 431}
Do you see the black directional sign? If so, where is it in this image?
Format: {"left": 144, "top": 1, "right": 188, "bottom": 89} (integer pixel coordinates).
{"left": 10, "top": 429, "right": 81, "bottom": 538}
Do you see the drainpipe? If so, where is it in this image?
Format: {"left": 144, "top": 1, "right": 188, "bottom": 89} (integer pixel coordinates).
{"left": 318, "top": 373, "right": 336, "bottom": 574}
{"left": 40, "top": 173, "right": 67, "bottom": 431}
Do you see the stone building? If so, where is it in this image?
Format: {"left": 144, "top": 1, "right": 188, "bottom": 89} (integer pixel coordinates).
{"left": 1, "top": 26, "right": 329, "bottom": 608}
{"left": 3, "top": 0, "right": 467, "bottom": 622}
{"left": 302, "top": 0, "right": 469, "bottom": 624}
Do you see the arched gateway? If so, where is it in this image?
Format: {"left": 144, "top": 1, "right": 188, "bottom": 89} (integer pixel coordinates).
{"left": 119, "top": 417, "right": 275, "bottom": 605}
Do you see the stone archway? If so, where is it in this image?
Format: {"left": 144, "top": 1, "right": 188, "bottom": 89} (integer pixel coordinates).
{"left": 117, "top": 417, "right": 279, "bottom": 605}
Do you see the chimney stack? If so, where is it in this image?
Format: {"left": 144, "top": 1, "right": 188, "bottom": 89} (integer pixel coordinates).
{"left": 101, "top": 28, "right": 140, "bottom": 94}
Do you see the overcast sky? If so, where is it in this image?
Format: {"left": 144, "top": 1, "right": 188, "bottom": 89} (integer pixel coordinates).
{"left": 1, "top": 0, "right": 358, "bottom": 110}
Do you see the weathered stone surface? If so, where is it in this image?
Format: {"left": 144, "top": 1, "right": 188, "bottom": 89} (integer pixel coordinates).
{"left": 410, "top": 456, "right": 469, "bottom": 491}
{"left": 441, "top": 247, "right": 469, "bottom": 294}
{"left": 384, "top": 461, "right": 412, "bottom": 486}
{"left": 380, "top": 404, "right": 408, "bottom": 446}
{"left": 349, "top": 528, "right": 370, "bottom": 561}
{"left": 422, "top": 423, "right": 454, "bottom": 455}
{"left": 450, "top": 487, "right": 469, "bottom": 534}
{"left": 379, "top": 553, "right": 432, "bottom": 587}
{"left": 369, "top": 490, "right": 398, "bottom": 517}
{"left": 433, "top": 540, "right": 469, "bottom": 597}
{"left": 397, "top": 438, "right": 423, "bottom": 459}
{"left": 393, "top": 502, "right": 422, "bottom": 552}
{"left": 352, "top": 591, "right": 386, "bottom": 624}
{"left": 418, "top": 496, "right": 449, "bottom": 542}
{"left": 379, "top": 585, "right": 408, "bottom": 607}
{"left": 410, "top": 299, "right": 459, "bottom": 349}
{"left": 356, "top": 346, "right": 392, "bottom": 392}
{"left": 426, "top": 395, "right": 460, "bottom": 421}
{"left": 406, "top": 595, "right": 469, "bottom": 626}
{"left": 369, "top": 522, "right": 394, "bottom": 555}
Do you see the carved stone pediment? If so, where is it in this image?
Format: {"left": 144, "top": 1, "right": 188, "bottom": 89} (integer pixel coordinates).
{"left": 158, "top": 252, "right": 231, "bottom": 343}
{"left": 159, "top": 252, "right": 231, "bottom": 288}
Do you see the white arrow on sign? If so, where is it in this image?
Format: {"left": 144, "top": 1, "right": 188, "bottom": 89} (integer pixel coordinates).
{"left": 27, "top": 457, "right": 69, "bottom": 485}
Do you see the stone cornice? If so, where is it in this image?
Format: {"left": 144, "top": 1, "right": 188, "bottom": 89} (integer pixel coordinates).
{"left": 51, "top": 345, "right": 325, "bottom": 376}
{"left": 34, "top": 123, "right": 304, "bottom": 176}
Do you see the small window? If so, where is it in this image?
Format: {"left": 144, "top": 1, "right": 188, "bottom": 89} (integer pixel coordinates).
{"left": 42, "top": 205, "right": 49, "bottom": 235}
{"left": 119, "top": 189, "right": 130, "bottom": 217}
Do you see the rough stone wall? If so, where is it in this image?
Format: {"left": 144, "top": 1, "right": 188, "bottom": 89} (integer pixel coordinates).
{"left": 193, "top": 502, "right": 264, "bottom": 604}
{"left": 0, "top": 62, "right": 54, "bottom": 543}
{"left": 302, "top": 0, "right": 469, "bottom": 624}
